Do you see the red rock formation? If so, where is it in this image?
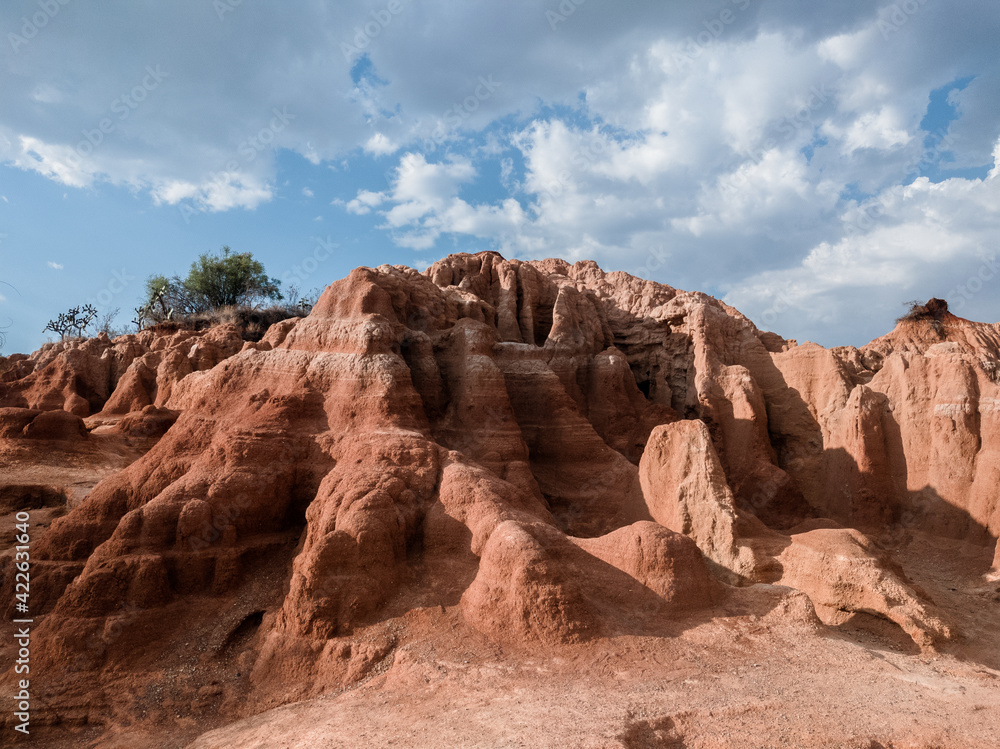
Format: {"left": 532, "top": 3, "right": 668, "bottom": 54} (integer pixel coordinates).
{"left": 755, "top": 298, "right": 1000, "bottom": 542}
{"left": 461, "top": 519, "right": 715, "bottom": 646}
{"left": 1, "top": 252, "right": 997, "bottom": 741}
{"left": 638, "top": 420, "right": 757, "bottom": 582}
{"left": 772, "top": 527, "right": 952, "bottom": 647}
{"left": 636, "top": 417, "right": 950, "bottom": 646}
{"left": 0, "top": 407, "right": 86, "bottom": 440}
{"left": 0, "top": 324, "right": 244, "bottom": 417}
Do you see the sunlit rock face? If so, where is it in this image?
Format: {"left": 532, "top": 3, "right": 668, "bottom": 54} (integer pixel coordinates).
{"left": 2, "top": 253, "right": 996, "bottom": 731}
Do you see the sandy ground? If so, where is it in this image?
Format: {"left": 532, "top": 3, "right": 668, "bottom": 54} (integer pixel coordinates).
{"left": 26, "top": 551, "right": 1000, "bottom": 749}
{"left": 184, "top": 609, "right": 1000, "bottom": 749}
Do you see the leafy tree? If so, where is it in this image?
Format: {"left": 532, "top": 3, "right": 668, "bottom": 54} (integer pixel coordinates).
{"left": 144, "top": 247, "right": 282, "bottom": 318}
{"left": 183, "top": 246, "right": 282, "bottom": 310}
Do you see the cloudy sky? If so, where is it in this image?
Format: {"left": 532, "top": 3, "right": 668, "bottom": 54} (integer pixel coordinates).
{"left": 1, "top": 0, "right": 998, "bottom": 355}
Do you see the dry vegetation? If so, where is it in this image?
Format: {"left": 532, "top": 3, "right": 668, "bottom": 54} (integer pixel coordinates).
{"left": 148, "top": 303, "right": 305, "bottom": 342}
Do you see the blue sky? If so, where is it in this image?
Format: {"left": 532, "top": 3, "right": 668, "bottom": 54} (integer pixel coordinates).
{"left": 2, "top": 0, "right": 999, "bottom": 355}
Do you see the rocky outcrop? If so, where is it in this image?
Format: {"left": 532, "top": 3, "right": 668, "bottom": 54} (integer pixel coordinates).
{"left": 6, "top": 258, "right": 721, "bottom": 723}
{"left": 1, "top": 252, "right": 996, "bottom": 735}
{"left": 635, "top": 418, "right": 949, "bottom": 646}
{"left": 461, "top": 519, "right": 715, "bottom": 646}
{"left": 0, "top": 324, "right": 244, "bottom": 417}
{"left": 0, "top": 407, "right": 87, "bottom": 440}
{"left": 773, "top": 527, "right": 953, "bottom": 647}
{"left": 755, "top": 300, "right": 1000, "bottom": 542}
{"left": 638, "top": 420, "right": 756, "bottom": 582}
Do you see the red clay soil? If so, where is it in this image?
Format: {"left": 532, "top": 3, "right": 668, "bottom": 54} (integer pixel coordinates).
{"left": 1, "top": 252, "right": 999, "bottom": 748}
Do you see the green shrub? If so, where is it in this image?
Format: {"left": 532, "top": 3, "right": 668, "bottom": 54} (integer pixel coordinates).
{"left": 143, "top": 247, "right": 282, "bottom": 322}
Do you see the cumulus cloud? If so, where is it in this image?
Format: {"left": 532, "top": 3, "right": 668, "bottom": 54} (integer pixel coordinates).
{"left": 151, "top": 174, "right": 274, "bottom": 213}
{"left": 373, "top": 153, "right": 518, "bottom": 250}
{"left": 47, "top": 261, "right": 64, "bottom": 270}
{"left": 363, "top": 133, "right": 399, "bottom": 157}
{"left": 723, "top": 150, "right": 1000, "bottom": 340}
{"left": 345, "top": 189, "right": 386, "bottom": 215}
{"left": 8, "top": 135, "right": 98, "bottom": 189}
{"left": 1, "top": 0, "right": 998, "bottom": 344}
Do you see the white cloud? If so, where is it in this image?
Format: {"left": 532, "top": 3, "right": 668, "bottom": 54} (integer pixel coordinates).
{"left": 30, "top": 85, "right": 63, "bottom": 104}
{"left": 151, "top": 174, "right": 273, "bottom": 212}
{"left": 724, "top": 152, "right": 1000, "bottom": 342}
{"left": 9, "top": 135, "right": 97, "bottom": 189}
{"left": 373, "top": 153, "right": 527, "bottom": 250}
{"left": 47, "top": 261, "right": 64, "bottom": 270}
{"left": 831, "top": 107, "right": 913, "bottom": 153}
{"left": 302, "top": 187, "right": 314, "bottom": 197}
{"left": 363, "top": 133, "right": 399, "bottom": 157}
{"left": 499, "top": 157, "right": 515, "bottom": 189}
{"left": 345, "top": 189, "right": 386, "bottom": 215}
{"left": 1, "top": 1, "right": 998, "bottom": 345}
{"left": 675, "top": 148, "right": 841, "bottom": 238}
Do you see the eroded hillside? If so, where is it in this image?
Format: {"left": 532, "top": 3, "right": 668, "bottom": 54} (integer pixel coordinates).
{"left": 2, "top": 252, "right": 999, "bottom": 748}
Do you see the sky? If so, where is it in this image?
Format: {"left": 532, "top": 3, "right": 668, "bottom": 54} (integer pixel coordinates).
{"left": 1, "top": 0, "right": 999, "bottom": 356}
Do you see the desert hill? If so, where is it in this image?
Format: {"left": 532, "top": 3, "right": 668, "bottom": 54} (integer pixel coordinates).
{"left": 1, "top": 251, "right": 999, "bottom": 748}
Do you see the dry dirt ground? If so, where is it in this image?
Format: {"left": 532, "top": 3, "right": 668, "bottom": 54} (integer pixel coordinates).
{"left": 20, "top": 533, "right": 1000, "bottom": 749}
{"left": 0, "top": 429, "right": 152, "bottom": 552}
